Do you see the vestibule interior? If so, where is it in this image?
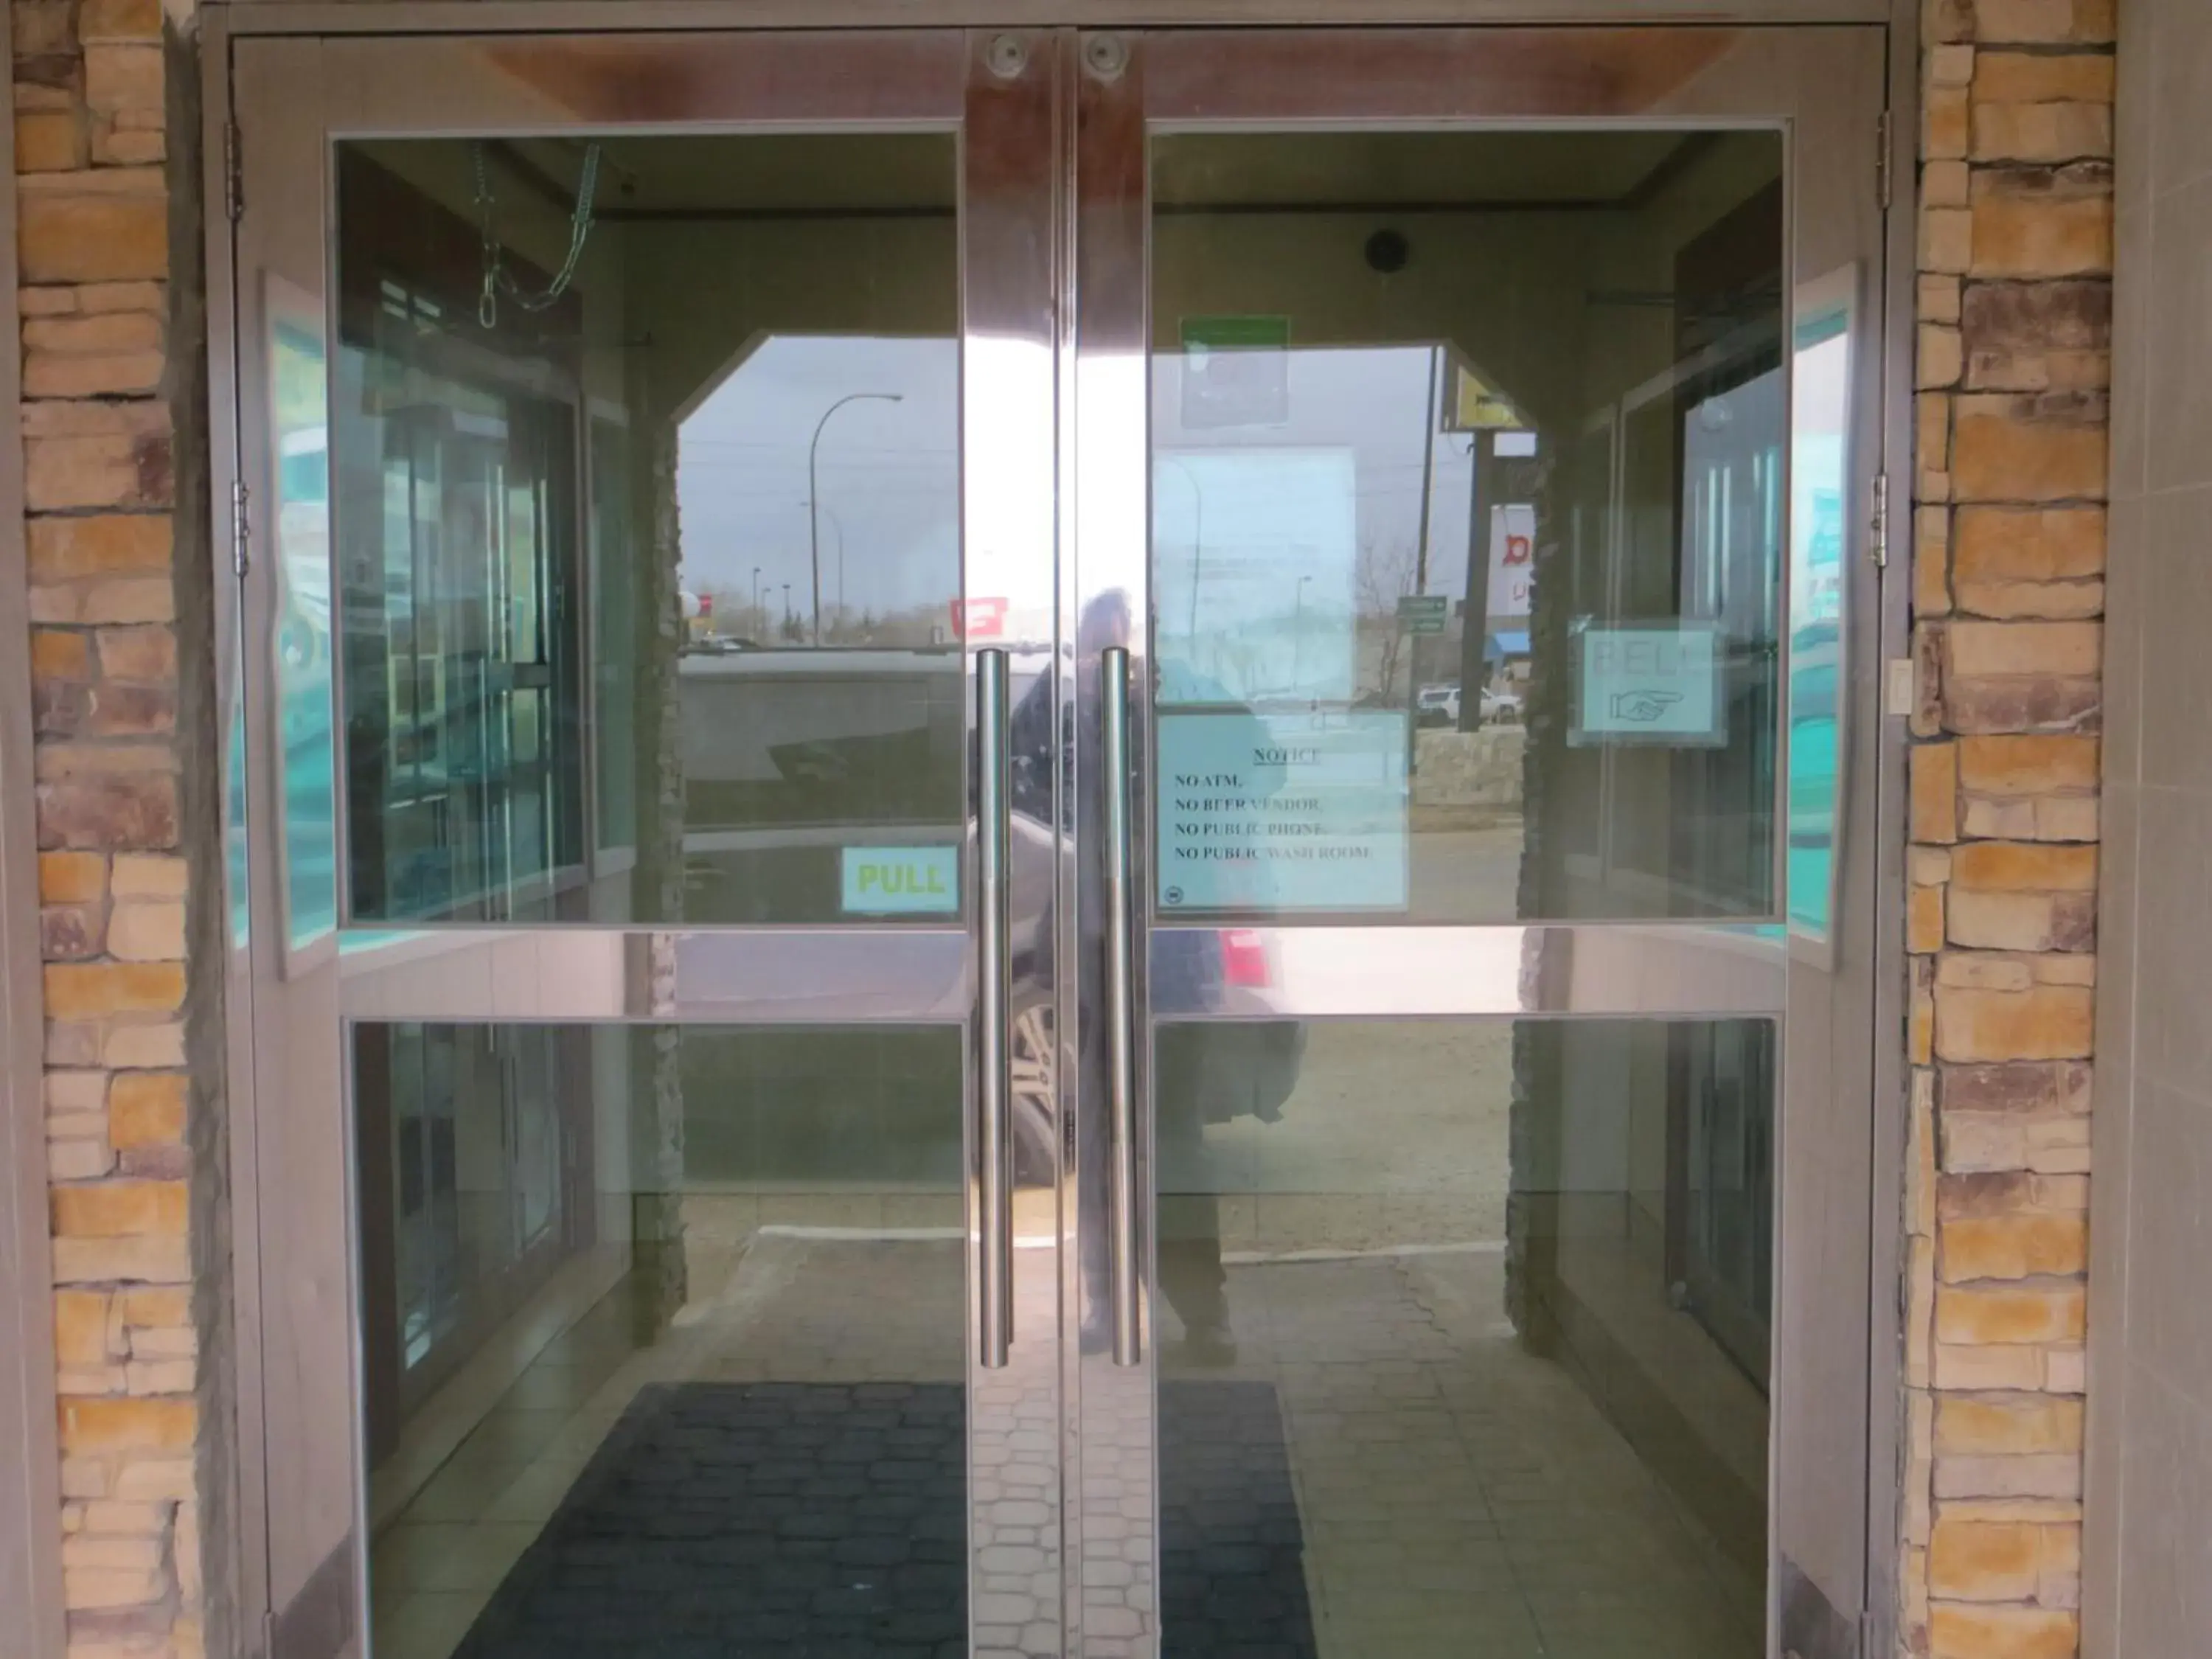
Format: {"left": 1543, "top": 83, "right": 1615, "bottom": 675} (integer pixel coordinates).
{"left": 1148, "top": 125, "right": 1794, "bottom": 1634}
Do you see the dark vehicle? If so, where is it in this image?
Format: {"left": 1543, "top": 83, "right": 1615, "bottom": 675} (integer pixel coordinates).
{"left": 675, "top": 641, "right": 1305, "bottom": 1183}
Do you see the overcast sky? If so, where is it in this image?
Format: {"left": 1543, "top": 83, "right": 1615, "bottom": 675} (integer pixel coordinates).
{"left": 674, "top": 335, "right": 1486, "bottom": 627}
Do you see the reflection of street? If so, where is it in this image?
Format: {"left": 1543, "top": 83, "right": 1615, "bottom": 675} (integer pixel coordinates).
{"left": 1182, "top": 1023, "right": 1513, "bottom": 1257}
{"left": 1161, "top": 1020, "right": 1762, "bottom": 1659}
{"left": 370, "top": 1148, "right": 1757, "bottom": 1659}
{"left": 1406, "top": 818, "right": 1524, "bottom": 922}
{"left": 367, "top": 1015, "right": 1759, "bottom": 1659}
{"left": 1166, "top": 1250, "right": 1762, "bottom": 1659}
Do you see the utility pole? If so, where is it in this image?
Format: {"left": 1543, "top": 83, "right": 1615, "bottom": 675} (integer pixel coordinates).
{"left": 1410, "top": 347, "right": 1442, "bottom": 703}
{"left": 1459, "top": 436, "right": 1489, "bottom": 733}
{"left": 1408, "top": 347, "right": 1442, "bottom": 779}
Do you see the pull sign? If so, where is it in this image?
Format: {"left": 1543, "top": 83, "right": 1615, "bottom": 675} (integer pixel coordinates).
{"left": 840, "top": 847, "right": 959, "bottom": 915}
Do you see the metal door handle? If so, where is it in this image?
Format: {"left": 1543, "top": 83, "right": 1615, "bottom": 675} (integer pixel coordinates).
{"left": 1102, "top": 647, "right": 1141, "bottom": 1366}
{"left": 977, "top": 649, "right": 1014, "bottom": 1368}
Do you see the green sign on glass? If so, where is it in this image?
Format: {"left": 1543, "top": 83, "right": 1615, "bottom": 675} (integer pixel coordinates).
{"left": 1179, "top": 314, "right": 1291, "bottom": 428}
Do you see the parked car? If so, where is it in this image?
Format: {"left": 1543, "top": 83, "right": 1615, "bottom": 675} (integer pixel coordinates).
{"left": 1415, "top": 684, "right": 1461, "bottom": 726}
{"left": 1417, "top": 683, "right": 1522, "bottom": 726}
{"left": 675, "top": 644, "right": 1307, "bottom": 1183}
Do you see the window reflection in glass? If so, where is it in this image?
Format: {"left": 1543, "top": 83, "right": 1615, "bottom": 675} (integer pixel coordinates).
{"left": 1150, "top": 131, "right": 1795, "bottom": 923}
{"left": 331, "top": 135, "right": 963, "bottom": 927}
{"left": 1152, "top": 1016, "right": 1772, "bottom": 1658}
{"left": 1787, "top": 275, "right": 1858, "bottom": 945}
{"left": 353, "top": 1021, "right": 967, "bottom": 1650}
{"left": 270, "top": 288, "right": 336, "bottom": 950}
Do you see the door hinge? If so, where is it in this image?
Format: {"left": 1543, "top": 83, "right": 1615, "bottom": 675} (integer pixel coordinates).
{"left": 223, "top": 118, "right": 243, "bottom": 223}
{"left": 230, "top": 478, "right": 251, "bottom": 579}
{"left": 1869, "top": 472, "right": 1891, "bottom": 568}
{"left": 1876, "top": 109, "right": 1894, "bottom": 212}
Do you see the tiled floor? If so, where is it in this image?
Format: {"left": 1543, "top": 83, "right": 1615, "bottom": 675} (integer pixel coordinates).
{"left": 1167, "top": 1249, "right": 1762, "bottom": 1659}
{"left": 372, "top": 1224, "right": 1759, "bottom": 1659}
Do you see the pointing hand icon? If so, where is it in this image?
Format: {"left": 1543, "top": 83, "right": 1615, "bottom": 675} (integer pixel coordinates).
{"left": 1610, "top": 689, "right": 1684, "bottom": 723}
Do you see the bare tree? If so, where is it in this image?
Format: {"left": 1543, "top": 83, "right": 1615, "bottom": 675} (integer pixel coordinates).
{"left": 1354, "top": 538, "right": 1419, "bottom": 703}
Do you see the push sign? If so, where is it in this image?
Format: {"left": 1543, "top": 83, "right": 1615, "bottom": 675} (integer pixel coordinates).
{"left": 841, "top": 846, "right": 959, "bottom": 914}
{"left": 1568, "top": 620, "right": 1727, "bottom": 747}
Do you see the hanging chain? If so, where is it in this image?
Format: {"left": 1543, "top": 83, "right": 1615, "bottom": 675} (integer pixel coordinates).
{"left": 473, "top": 142, "right": 602, "bottom": 330}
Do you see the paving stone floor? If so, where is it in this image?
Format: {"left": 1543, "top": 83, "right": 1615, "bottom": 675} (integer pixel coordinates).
{"left": 1167, "top": 1251, "right": 1764, "bottom": 1659}
{"left": 371, "top": 1231, "right": 1760, "bottom": 1659}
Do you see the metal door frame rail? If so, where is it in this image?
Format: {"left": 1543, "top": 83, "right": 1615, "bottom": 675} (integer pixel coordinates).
{"left": 0, "top": 0, "right": 66, "bottom": 1637}
{"left": 206, "top": 0, "right": 1900, "bottom": 31}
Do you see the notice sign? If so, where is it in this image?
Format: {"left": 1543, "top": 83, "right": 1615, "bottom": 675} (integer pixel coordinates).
{"left": 1569, "top": 621, "right": 1727, "bottom": 748}
{"left": 1179, "top": 315, "right": 1292, "bottom": 428}
{"left": 841, "top": 846, "right": 959, "bottom": 915}
{"left": 1157, "top": 710, "right": 1409, "bottom": 913}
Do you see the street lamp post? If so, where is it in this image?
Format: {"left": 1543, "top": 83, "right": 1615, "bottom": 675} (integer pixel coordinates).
{"left": 782, "top": 582, "right": 792, "bottom": 638}
{"left": 809, "top": 392, "right": 902, "bottom": 645}
{"left": 1159, "top": 454, "right": 1206, "bottom": 644}
{"left": 751, "top": 566, "right": 762, "bottom": 636}
{"left": 1292, "top": 574, "right": 1312, "bottom": 692}
{"left": 818, "top": 506, "right": 846, "bottom": 636}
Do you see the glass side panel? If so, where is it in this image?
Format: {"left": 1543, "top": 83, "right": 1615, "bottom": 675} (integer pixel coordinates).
{"left": 1149, "top": 131, "right": 1790, "bottom": 922}
{"left": 1152, "top": 1016, "right": 1773, "bottom": 1659}
{"left": 330, "top": 134, "right": 967, "bottom": 926}
{"left": 356, "top": 1022, "right": 967, "bottom": 1659}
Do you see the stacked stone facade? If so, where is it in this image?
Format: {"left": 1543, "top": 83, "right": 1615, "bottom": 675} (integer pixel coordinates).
{"left": 13, "top": 0, "right": 208, "bottom": 1655}
{"left": 1905, "top": 1, "right": 2115, "bottom": 1655}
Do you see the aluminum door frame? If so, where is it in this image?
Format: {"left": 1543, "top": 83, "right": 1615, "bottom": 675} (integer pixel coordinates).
{"left": 209, "top": 21, "right": 1910, "bottom": 1659}
{"left": 212, "top": 30, "right": 1064, "bottom": 1658}
{"left": 1067, "top": 27, "right": 1891, "bottom": 1659}
{"left": 0, "top": 0, "right": 66, "bottom": 1635}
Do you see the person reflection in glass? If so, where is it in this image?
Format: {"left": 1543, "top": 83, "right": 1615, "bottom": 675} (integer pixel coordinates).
{"left": 1012, "top": 590, "right": 1298, "bottom": 1367}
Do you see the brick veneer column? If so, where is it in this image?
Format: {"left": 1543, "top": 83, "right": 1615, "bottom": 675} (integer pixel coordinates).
{"left": 1904, "top": 2, "right": 2115, "bottom": 1656}
{"left": 14, "top": 0, "right": 208, "bottom": 1655}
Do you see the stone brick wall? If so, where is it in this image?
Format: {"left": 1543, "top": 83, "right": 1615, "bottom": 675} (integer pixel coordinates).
{"left": 1905, "top": 2, "right": 2115, "bottom": 1656}
{"left": 13, "top": 0, "right": 211, "bottom": 1655}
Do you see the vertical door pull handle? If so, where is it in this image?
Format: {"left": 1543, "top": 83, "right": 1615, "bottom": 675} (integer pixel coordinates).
{"left": 1102, "top": 647, "right": 1141, "bottom": 1366}
{"left": 977, "top": 650, "right": 1015, "bottom": 1368}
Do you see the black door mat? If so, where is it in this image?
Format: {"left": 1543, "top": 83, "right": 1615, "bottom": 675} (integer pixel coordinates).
{"left": 1160, "top": 1380, "right": 1318, "bottom": 1659}
{"left": 450, "top": 1381, "right": 967, "bottom": 1659}
{"left": 441, "top": 1378, "right": 1313, "bottom": 1658}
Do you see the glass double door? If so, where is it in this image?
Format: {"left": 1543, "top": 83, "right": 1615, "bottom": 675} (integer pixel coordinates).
{"left": 226, "top": 24, "right": 1885, "bottom": 1659}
